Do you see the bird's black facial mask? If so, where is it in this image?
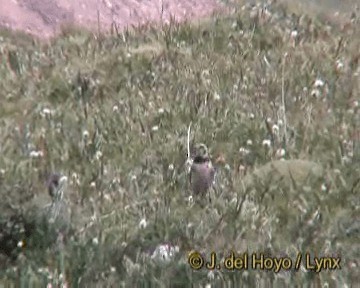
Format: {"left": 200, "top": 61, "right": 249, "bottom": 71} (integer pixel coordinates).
{"left": 52, "top": 179, "right": 59, "bottom": 187}
{"left": 192, "top": 143, "right": 210, "bottom": 163}
{"left": 193, "top": 155, "right": 210, "bottom": 163}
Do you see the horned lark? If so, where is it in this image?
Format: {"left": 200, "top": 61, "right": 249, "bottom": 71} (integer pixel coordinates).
{"left": 45, "top": 173, "right": 70, "bottom": 229}
{"left": 189, "top": 143, "right": 215, "bottom": 201}
{"left": 47, "top": 173, "right": 67, "bottom": 202}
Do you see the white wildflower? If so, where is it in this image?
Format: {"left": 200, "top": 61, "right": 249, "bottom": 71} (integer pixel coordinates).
{"left": 151, "top": 125, "right": 159, "bottom": 132}
{"left": 249, "top": 113, "right": 255, "bottom": 120}
{"left": 83, "top": 130, "right": 89, "bottom": 138}
{"left": 92, "top": 237, "right": 99, "bottom": 245}
{"left": 275, "top": 148, "right": 286, "bottom": 158}
{"left": 168, "top": 164, "right": 174, "bottom": 171}
{"left": 139, "top": 218, "right": 147, "bottom": 229}
{"left": 17, "top": 240, "right": 24, "bottom": 248}
{"left": 207, "top": 270, "right": 215, "bottom": 280}
{"left": 272, "top": 124, "right": 279, "bottom": 134}
{"left": 95, "top": 150, "right": 102, "bottom": 160}
{"left": 290, "top": 30, "right": 298, "bottom": 38}
{"left": 71, "top": 172, "right": 80, "bottom": 185}
{"left": 262, "top": 139, "right": 271, "bottom": 148}
{"left": 350, "top": 262, "right": 357, "bottom": 268}
{"left": 188, "top": 195, "right": 194, "bottom": 205}
{"left": 158, "top": 108, "right": 165, "bottom": 114}
{"left": 103, "top": 194, "right": 111, "bottom": 201}
{"left": 311, "top": 89, "right": 321, "bottom": 98}
{"left": 335, "top": 60, "right": 344, "bottom": 71}
{"left": 90, "top": 181, "right": 96, "bottom": 188}
{"left": 55, "top": 123, "right": 62, "bottom": 133}
{"left": 151, "top": 244, "right": 179, "bottom": 262}
{"left": 112, "top": 177, "right": 121, "bottom": 185}
{"left": 239, "top": 147, "right": 250, "bottom": 155}
{"left": 321, "top": 183, "right": 327, "bottom": 192}
{"left": 40, "top": 108, "right": 53, "bottom": 118}
{"left": 246, "top": 139, "right": 253, "bottom": 146}
{"left": 38, "top": 267, "right": 49, "bottom": 274}
{"left": 112, "top": 105, "right": 119, "bottom": 112}
{"left": 314, "top": 79, "right": 324, "bottom": 88}
{"left": 29, "top": 150, "right": 44, "bottom": 158}
{"left": 110, "top": 267, "right": 116, "bottom": 273}
{"left": 213, "top": 92, "right": 221, "bottom": 101}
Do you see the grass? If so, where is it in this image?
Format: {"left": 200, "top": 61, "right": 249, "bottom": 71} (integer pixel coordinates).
{"left": 0, "top": 0, "right": 359, "bottom": 287}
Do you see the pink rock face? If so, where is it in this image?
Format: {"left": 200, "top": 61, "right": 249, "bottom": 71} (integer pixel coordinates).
{"left": 0, "top": 0, "right": 228, "bottom": 39}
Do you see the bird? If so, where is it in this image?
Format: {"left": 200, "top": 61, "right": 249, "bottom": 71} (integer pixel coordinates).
{"left": 189, "top": 143, "right": 216, "bottom": 202}
{"left": 44, "top": 173, "right": 71, "bottom": 236}
{"left": 47, "top": 173, "right": 67, "bottom": 201}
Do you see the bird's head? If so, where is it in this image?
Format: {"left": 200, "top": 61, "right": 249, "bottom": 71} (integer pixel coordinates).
{"left": 193, "top": 143, "right": 210, "bottom": 163}
{"left": 47, "top": 173, "right": 68, "bottom": 202}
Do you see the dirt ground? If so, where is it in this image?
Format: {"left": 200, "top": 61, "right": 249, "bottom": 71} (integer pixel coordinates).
{"left": 0, "top": 0, "right": 358, "bottom": 39}
{"left": 0, "top": 0, "right": 230, "bottom": 39}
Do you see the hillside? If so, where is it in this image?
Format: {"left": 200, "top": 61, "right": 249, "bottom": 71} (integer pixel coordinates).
{"left": 0, "top": 0, "right": 359, "bottom": 286}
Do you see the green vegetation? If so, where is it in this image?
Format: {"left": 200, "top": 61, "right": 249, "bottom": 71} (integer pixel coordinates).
{"left": 0, "top": 1, "right": 359, "bottom": 286}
